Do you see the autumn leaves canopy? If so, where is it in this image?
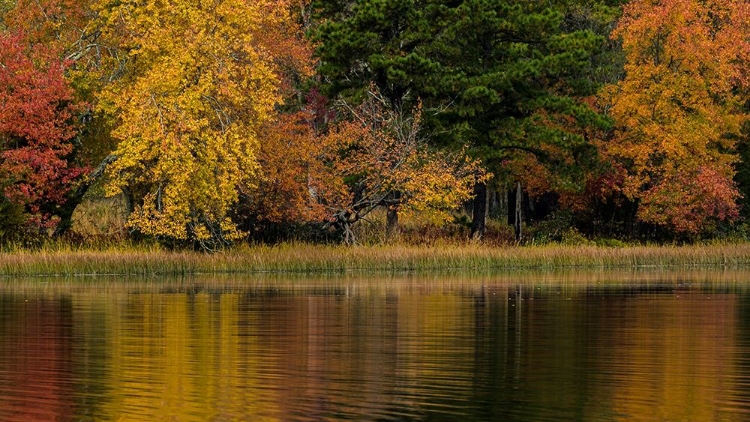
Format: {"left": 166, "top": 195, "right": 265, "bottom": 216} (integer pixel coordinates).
{"left": 604, "top": 0, "right": 747, "bottom": 233}
{"left": 0, "top": 0, "right": 747, "bottom": 245}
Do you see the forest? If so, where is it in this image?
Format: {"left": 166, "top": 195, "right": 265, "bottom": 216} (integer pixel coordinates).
{"left": 0, "top": 0, "right": 747, "bottom": 250}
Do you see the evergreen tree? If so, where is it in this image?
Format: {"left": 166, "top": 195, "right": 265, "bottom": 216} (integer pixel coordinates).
{"left": 313, "top": 0, "right": 611, "bottom": 239}
{"left": 313, "top": 0, "right": 435, "bottom": 107}
{"left": 425, "top": 0, "right": 608, "bottom": 238}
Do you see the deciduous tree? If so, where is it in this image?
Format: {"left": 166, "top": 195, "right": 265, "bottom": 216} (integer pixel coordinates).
{"left": 242, "top": 103, "right": 339, "bottom": 227}
{"left": 94, "top": 0, "right": 311, "bottom": 248}
{"left": 600, "top": 0, "right": 748, "bottom": 233}
{"left": 0, "top": 30, "right": 85, "bottom": 234}
{"left": 323, "top": 89, "right": 487, "bottom": 244}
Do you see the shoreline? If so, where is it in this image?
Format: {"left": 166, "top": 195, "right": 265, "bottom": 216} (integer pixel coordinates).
{"left": 2, "top": 243, "right": 750, "bottom": 277}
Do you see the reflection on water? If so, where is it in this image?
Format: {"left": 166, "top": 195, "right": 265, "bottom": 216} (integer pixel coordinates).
{"left": 0, "top": 271, "right": 749, "bottom": 421}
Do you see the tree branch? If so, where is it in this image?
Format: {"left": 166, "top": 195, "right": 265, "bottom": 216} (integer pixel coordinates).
{"left": 71, "top": 154, "right": 118, "bottom": 202}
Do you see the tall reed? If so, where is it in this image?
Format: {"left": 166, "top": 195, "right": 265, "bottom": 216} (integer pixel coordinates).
{"left": 2, "top": 243, "right": 750, "bottom": 277}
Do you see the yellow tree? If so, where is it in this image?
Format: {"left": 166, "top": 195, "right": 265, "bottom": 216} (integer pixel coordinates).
{"left": 94, "top": 0, "right": 309, "bottom": 247}
{"left": 601, "top": 0, "right": 748, "bottom": 233}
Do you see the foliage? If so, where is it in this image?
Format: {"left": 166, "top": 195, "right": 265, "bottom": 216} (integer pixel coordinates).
{"left": 600, "top": 0, "right": 748, "bottom": 234}
{"left": 593, "top": 237, "right": 628, "bottom": 247}
{"left": 312, "top": 0, "right": 434, "bottom": 106}
{"left": 239, "top": 91, "right": 342, "bottom": 230}
{"left": 0, "top": 0, "right": 11, "bottom": 29}
{"left": 314, "top": 0, "right": 610, "bottom": 178}
{"left": 1, "top": 0, "right": 94, "bottom": 50}
{"left": 0, "top": 197, "right": 26, "bottom": 242}
{"left": 0, "top": 29, "right": 85, "bottom": 233}
{"left": 736, "top": 120, "right": 750, "bottom": 218}
{"left": 422, "top": 1, "right": 608, "bottom": 173}
{"left": 93, "top": 0, "right": 311, "bottom": 249}
{"left": 322, "top": 89, "right": 488, "bottom": 243}
{"left": 1, "top": 0, "right": 749, "bottom": 247}
{"left": 249, "top": 111, "right": 333, "bottom": 225}
{"left": 237, "top": 86, "right": 485, "bottom": 245}
{"left": 528, "top": 209, "right": 578, "bottom": 244}
{"left": 314, "top": 1, "right": 614, "bottom": 241}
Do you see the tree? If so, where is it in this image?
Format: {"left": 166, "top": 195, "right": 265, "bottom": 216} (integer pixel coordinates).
{"left": 314, "top": 1, "right": 608, "bottom": 240}
{"left": 0, "top": 0, "right": 12, "bottom": 29}
{"left": 1, "top": 0, "right": 93, "bottom": 48}
{"left": 233, "top": 86, "right": 484, "bottom": 245}
{"left": 426, "top": 1, "right": 607, "bottom": 238}
{"left": 600, "top": 0, "right": 748, "bottom": 234}
{"left": 237, "top": 93, "right": 339, "bottom": 232}
{"left": 312, "top": 0, "right": 435, "bottom": 107}
{"left": 322, "top": 89, "right": 486, "bottom": 244}
{"left": 1, "top": 0, "right": 131, "bottom": 236}
{"left": 313, "top": 0, "right": 441, "bottom": 237}
{"left": 0, "top": 30, "right": 85, "bottom": 235}
{"left": 92, "top": 0, "right": 311, "bottom": 249}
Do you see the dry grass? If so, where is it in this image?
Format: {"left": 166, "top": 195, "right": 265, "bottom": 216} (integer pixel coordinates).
{"left": 70, "top": 195, "right": 130, "bottom": 240}
{"left": 2, "top": 242, "right": 750, "bottom": 277}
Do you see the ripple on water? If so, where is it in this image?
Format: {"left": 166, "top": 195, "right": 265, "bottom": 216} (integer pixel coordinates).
{"left": 0, "top": 276, "right": 749, "bottom": 420}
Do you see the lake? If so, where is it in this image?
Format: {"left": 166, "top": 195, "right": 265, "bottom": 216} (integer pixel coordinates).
{"left": 1, "top": 270, "right": 749, "bottom": 421}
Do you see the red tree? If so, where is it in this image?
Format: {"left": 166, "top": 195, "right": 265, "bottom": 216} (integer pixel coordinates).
{"left": 0, "top": 30, "right": 85, "bottom": 231}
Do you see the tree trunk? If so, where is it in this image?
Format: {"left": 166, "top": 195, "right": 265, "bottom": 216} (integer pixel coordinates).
{"left": 342, "top": 221, "right": 356, "bottom": 245}
{"left": 54, "top": 154, "right": 117, "bottom": 236}
{"left": 499, "top": 183, "right": 508, "bottom": 223}
{"left": 514, "top": 181, "right": 523, "bottom": 242}
{"left": 386, "top": 191, "right": 401, "bottom": 239}
{"left": 471, "top": 181, "right": 487, "bottom": 240}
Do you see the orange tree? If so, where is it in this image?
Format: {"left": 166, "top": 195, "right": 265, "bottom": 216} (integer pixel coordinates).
{"left": 238, "top": 88, "right": 486, "bottom": 245}
{"left": 600, "top": 0, "right": 748, "bottom": 234}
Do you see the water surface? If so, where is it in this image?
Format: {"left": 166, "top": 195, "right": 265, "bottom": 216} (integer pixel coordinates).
{"left": 0, "top": 270, "right": 749, "bottom": 421}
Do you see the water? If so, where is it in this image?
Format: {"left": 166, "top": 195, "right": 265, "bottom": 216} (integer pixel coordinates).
{"left": 1, "top": 270, "right": 750, "bottom": 421}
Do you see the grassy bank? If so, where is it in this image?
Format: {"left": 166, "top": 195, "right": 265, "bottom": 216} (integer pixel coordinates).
{"left": 2, "top": 242, "right": 750, "bottom": 277}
